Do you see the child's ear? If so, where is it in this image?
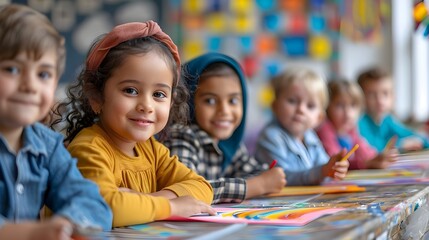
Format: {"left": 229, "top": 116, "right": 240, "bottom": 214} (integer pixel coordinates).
{"left": 84, "top": 81, "right": 103, "bottom": 114}
{"left": 88, "top": 95, "right": 102, "bottom": 114}
{"left": 271, "top": 98, "right": 277, "bottom": 110}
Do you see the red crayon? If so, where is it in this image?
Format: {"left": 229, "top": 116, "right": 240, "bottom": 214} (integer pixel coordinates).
{"left": 269, "top": 159, "right": 278, "bottom": 169}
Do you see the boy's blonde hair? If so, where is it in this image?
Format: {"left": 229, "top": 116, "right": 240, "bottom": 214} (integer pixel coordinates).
{"left": 0, "top": 4, "right": 65, "bottom": 76}
{"left": 328, "top": 80, "right": 364, "bottom": 108}
{"left": 357, "top": 67, "right": 390, "bottom": 89}
{"left": 271, "top": 68, "right": 328, "bottom": 109}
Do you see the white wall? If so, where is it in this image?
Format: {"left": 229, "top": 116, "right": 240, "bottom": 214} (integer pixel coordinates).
{"left": 339, "top": 37, "right": 391, "bottom": 82}
{"left": 391, "top": 0, "right": 413, "bottom": 120}
{"left": 411, "top": 1, "right": 429, "bottom": 122}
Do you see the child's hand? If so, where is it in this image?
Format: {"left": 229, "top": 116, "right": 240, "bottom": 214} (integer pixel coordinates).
{"left": 322, "top": 149, "right": 349, "bottom": 180}
{"left": 367, "top": 139, "right": 399, "bottom": 169}
{"left": 401, "top": 137, "right": 424, "bottom": 152}
{"left": 367, "top": 149, "right": 398, "bottom": 169}
{"left": 261, "top": 167, "right": 287, "bottom": 193}
{"left": 169, "top": 196, "right": 216, "bottom": 217}
{"left": 29, "top": 217, "right": 73, "bottom": 240}
{"left": 245, "top": 167, "right": 286, "bottom": 199}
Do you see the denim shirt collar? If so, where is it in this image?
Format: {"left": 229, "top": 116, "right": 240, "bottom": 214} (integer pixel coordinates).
{"left": 0, "top": 124, "right": 48, "bottom": 157}
{"left": 273, "top": 119, "right": 320, "bottom": 155}
{"left": 23, "top": 124, "right": 48, "bottom": 157}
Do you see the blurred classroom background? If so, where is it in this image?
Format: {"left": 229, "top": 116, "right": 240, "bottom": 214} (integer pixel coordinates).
{"left": 8, "top": 0, "right": 429, "bottom": 152}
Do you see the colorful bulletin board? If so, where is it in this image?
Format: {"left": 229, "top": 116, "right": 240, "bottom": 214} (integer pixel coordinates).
{"left": 9, "top": 0, "right": 391, "bottom": 84}
{"left": 165, "top": 0, "right": 390, "bottom": 80}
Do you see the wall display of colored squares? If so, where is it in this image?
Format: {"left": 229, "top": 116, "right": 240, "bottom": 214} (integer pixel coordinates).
{"left": 165, "top": 0, "right": 391, "bottom": 80}
{"left": 10, "top": 0, "right": 390, "bottom": 85}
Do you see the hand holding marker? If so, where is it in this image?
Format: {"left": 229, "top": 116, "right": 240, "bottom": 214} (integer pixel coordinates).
{"left": 339, "top": 144, "right": 359, "bottom": 161}
{"left": 269, "top": 159, "right": 278, "bottom": 169}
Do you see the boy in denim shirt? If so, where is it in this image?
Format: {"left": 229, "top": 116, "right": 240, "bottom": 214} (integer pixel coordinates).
{"left": 0, "top": 4, "right": 112, "bottom": 239}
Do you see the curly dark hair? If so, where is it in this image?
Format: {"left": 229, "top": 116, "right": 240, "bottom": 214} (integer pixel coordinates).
{"left": 50, "top": 36, "right": 189, "bottom": 144}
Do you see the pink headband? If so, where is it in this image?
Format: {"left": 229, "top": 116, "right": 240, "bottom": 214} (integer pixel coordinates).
{"left": 86, "top": 21, "right": 180, "bottom": 76}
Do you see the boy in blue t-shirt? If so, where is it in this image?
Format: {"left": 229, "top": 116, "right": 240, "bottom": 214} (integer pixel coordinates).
{"left": 357, "top": 67, "right": 429, "bottom": 152}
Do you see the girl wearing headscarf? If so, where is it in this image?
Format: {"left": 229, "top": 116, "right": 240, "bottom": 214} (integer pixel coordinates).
{"left": 163, "top": 53, "right": 286, "bottom": 204}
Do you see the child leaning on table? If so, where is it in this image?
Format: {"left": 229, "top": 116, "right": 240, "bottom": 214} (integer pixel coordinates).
{"left": 254, "top": 68, "right": 350, "bottom": 186}
{"left": 162, "top": 52, "right": 286, "bottom": 204}
{"left": 316, "top": 79, "right": 398, "bottom": 169}
{"left": 357, "top": 67, "right": 429, "bottom": 152}
{"left": 0, "top": 4, "right": 112, "bottom": 240}
{"left": 50, "top": 21, "right": 215, "bottom": 228}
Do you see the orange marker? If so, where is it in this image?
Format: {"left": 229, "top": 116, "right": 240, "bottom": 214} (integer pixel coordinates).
{"left": 340, "top": 144, "right": 359, "bottom": 161}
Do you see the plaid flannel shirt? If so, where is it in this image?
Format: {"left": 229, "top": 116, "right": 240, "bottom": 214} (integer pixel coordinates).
{"left": 163, "top": 124, "right": 268, "bottom": 204}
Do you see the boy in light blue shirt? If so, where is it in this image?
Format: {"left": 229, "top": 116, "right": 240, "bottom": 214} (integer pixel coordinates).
{"left": 0, "top": 4, "right": 112, "bottom": 240}
{"left": 255, "top": 68, "right": 349, "bottom": 185}
{"left": 357, "top": 67, "right": 429, "bottom": 152}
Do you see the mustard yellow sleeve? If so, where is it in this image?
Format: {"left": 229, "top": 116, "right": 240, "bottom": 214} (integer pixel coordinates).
{"left": 68, "top": 137, "right": 171, "bottom": 227}
{"left": 151, "top": 139, "right": 213, "bottom": 204}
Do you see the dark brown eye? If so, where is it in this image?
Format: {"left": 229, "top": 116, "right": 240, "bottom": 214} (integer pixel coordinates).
{"left": 123, "top": 88, "right": 138, "bottom": 95}
{"left": 154, "top": 91, "right": 167, "bottom": 99}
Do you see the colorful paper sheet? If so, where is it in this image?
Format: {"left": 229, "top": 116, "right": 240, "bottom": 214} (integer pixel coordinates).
{"left": 231, "top": 194, "right": 322, "bottom": 208}
{"left": 167, "top": 207, "right": 345, "bottom": 226}
{"left": 266, "top": 185, "right": 366, "bottom": 197}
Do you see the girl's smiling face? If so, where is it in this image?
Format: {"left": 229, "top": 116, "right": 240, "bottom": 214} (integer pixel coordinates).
{"left": 194, "top": 75, "right": 243, "bottom": 142}
{"left": 93, "top": 52, "right": 173, "bottom": 155}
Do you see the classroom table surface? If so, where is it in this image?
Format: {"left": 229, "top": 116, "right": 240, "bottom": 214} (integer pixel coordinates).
{"left": 227, "top": 184, "right": 429, "bottom": 239}
{"left": 82, "top": 151, "right": 429, "bottom": 240}
{"left": 92, "top": 184, "right": 429, "bottom": 240}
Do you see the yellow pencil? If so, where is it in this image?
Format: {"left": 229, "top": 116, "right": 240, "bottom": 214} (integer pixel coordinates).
{"left": 340, "top": 144, "right": 359, "bottom": 161}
